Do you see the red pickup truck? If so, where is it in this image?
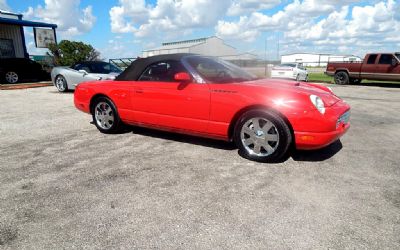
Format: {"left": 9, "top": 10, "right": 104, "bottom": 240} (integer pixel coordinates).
{"left": 325, "top": 53, "right": 400, "bottom": 84}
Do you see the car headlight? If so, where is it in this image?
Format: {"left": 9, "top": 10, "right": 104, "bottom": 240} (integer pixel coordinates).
{"left": 310, "top": 95, "right": 325, "bottom": 114}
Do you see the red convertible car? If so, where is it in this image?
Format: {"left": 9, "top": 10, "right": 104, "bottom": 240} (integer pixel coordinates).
{"left": 74, "top": 54, "right": 350, "bottom": 162}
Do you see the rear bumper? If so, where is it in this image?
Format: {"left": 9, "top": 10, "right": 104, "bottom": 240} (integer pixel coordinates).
{"left": 325, "top": 71, "right": 335, "bottom": 76}
{"left": 271, "top": 71, "right": 296, "bottom": 80}
{"left": 73, "top": 86, "right": 91, "bottom": 113}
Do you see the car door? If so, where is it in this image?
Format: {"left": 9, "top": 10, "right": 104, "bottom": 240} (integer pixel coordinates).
{"left": 131, "top": 60, "right": 210, "bottom": 133}
{"left": 68, "top": 63, "right": 98, "bottom": 87}
{"left": 376, "top": 54, "right": 400, "bottom": 81}
{"left": 361, "top": 54, "right": 379, "bottom": 80}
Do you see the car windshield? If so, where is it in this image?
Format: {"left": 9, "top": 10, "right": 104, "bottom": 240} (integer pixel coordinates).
{"left": 90, "top": 62, "right": 122, "bottom": 74}
{"left": 278, "top": 64, "right": 296, "bottom": 68}
{"left": 185, "top": 56, "right": 258, "bottom": 83}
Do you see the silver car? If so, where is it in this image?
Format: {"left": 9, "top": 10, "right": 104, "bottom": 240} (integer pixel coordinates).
{"left": 270, "top": 63, "right": 308, "bottom": 81}
{"left": 51, "top": 61, "right": 122, "bottom": 92}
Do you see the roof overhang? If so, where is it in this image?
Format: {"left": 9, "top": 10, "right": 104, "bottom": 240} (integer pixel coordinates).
{"left": 0, "top": 17, "right": 57, "bottom": 28}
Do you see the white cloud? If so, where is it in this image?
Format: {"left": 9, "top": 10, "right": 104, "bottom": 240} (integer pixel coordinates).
{"left": 23, "top": 0, "right": 96, "bottom": 37}
{"left": 216, "top": 0, "right": 400, "bottom": 56}
{"left": 110, "top": 0, "right": 231, "bottom": 38}
{"left": 227, "top": 0, "right": 281, "bottom": 16}
{"left": 0, "top": 0, "right": 9, "bottom": 11}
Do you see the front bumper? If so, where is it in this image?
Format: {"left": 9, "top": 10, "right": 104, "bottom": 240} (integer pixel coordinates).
{"left": 294, "top": 102, "right": 350, "bottom": 150}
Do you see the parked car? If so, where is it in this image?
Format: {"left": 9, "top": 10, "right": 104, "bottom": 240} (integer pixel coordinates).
{"left": 74, "top": 54, "right": 350, "bottom": 162}
{"left": 271, "top": 63, "right": 308, "bottom": 81}
{"left": 51, "top": 61, "right": 122, "bottom": 92}
{"left": 0, "top": 58, "right": 49, "bottom": 84}
{"left": 325, "top": 53, "right": 400, "bottom": 84}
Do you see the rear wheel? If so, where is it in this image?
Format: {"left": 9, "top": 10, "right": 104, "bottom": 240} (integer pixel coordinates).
{"left": 5, "top": 71, "right": 19, "bottom": 84}
{"left": 334, "top": 71, "right": 349, "bottom": 85}
{"left": 92, "top": 97, "right": 123, "bottom": 134}
{"left": 234, "top": 110, "right": 292, "bottom": 163}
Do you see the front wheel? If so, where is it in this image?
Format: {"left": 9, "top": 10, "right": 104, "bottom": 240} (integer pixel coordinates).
{"left": 234, "top": 110, "right": 292, "bottom": 163}
{"left": 92, "top": 97, "right": 123, "bottom": 134}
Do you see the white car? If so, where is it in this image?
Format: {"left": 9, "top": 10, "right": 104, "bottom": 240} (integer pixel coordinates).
{"left": 271, "top": 63, "right": 308, "bottom": 81}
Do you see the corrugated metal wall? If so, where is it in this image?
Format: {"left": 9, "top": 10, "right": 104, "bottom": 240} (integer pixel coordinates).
{"left": 0, "top": 23, "right": 24, "bottom": 58}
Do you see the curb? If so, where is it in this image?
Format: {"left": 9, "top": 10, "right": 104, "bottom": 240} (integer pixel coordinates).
{"left": 0, "top": 82, "right": 52, "bottom": 90}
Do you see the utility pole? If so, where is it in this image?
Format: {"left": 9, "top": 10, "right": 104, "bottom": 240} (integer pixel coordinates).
{"left": 277, "top": 33, "right": 280, "bottom": 62}
{"left": 264, "top": 38, "right": 267, "bottom": 77}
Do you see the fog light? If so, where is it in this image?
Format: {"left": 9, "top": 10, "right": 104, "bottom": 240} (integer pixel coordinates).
{"left": 300, "top": 135, "right": 315, "bottom": 141}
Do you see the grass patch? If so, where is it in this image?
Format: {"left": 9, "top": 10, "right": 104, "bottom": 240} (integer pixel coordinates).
{"left": 308, "top": 72, "right": 333, "bottom": 83}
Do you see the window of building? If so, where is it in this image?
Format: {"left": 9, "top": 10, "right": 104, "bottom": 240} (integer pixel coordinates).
{"left": 0, "top": 39, "right": 16, "bottom": 58}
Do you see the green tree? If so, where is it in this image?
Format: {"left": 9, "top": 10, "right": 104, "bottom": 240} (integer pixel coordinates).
{"left": 48, "top": 40, "right": 101, "bottom": 66}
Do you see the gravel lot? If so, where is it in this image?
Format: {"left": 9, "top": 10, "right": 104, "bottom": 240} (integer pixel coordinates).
{"left": 0, "top": 84, "right": 399, "bottom": 249}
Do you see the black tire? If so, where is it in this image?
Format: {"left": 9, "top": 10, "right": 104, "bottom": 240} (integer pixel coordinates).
{"left": 55, "top": 75, "right": 68, "bottom": 92}
{"left": 233, "top": 109, "right": 292, "bottom": 163}
{"left": 4, "top": 71, "right": 19, "bottom": 84}
{"left": 91, "top": 97, "right": 123, "bottom": 134}
{"left": 296, "top": 74, "right": 300, "bottom": 81}
{"left": 334, "top": 71, "right": 349, "bottom": 85}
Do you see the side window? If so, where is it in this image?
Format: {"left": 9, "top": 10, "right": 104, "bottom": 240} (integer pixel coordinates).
{"left": 367, "top": 54, "right": 378, "bottom": 64}
{"left": 378, "top": 54, "right": 393, "bottom": 64}
{"left": 75, "top": 63, "right": 91, "bottom": 73}
{"left": 73, "top": 64, "right": 81, "bottom": 70}
{"left": 138, "top": 60, "right": 186, "bottom": 82}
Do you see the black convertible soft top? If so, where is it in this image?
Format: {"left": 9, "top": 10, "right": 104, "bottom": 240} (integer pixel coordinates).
{"left": 115, "top": 53, "right": 195, "bottom": 81}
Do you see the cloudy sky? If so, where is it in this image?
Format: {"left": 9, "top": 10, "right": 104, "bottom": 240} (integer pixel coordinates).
{"left": 2, "top": 0, "right": 400, "bottom": 60}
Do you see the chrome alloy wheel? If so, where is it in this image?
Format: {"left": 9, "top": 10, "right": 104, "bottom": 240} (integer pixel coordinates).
{"left": 5, "top": 71, "right": 18, "bottom": 83}
{"left": 55, "top": 76, "right": 66, "bottom": 91}
{"left": 94, "top": 102, "right": 115, "bottom": 130}
{"left": 240, "top": 117, "right": 279, "bottom": 157}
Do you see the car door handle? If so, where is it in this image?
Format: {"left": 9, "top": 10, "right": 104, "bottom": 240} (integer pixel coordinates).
{"left": 135, "top": 89, "right": 144, "bottom": 93}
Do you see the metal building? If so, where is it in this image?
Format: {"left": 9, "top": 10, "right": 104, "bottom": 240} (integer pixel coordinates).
{"left": 142, "top": 36, "right": 249, "bottom": 59}
{"left": 281, "top": 53, "right": 362, "bottom": 67}
{"left": 0, "top": 10, "right": 57, "bottom": 59}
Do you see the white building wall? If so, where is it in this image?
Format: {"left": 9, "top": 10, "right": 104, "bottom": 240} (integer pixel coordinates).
{"left": 0, "top": 24, "right": 24, "bottom": 58}
{"left": 189, "top": 37, "right": 236, "bottom": 56}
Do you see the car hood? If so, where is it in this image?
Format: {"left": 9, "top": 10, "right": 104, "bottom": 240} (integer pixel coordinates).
{"left": 232, "top": 78, "right": 341, "bottom": 107}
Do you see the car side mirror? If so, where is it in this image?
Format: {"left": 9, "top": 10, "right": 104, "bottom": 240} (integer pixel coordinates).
{"left": 79, "top": 69, "right": 88, "bottom": 75}
{"left": 174, "top": 72, "right": 191, "bottom": 82}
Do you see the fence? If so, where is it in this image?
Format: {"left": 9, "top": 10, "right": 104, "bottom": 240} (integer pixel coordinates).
{"left": 109, "top": 58, "right": 137, "bottom": 69}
